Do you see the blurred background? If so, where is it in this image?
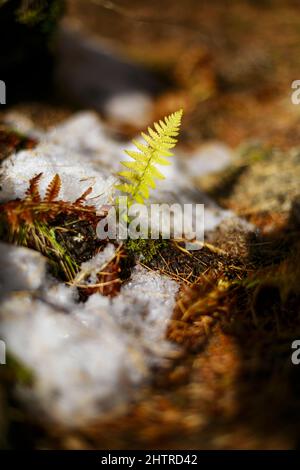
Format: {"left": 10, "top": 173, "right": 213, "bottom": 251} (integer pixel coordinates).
{"left": 1, "top": 0, "right": 300, "bottom": 450}
{"left": 2, "top": 0, "right": 300, "bottom": 147}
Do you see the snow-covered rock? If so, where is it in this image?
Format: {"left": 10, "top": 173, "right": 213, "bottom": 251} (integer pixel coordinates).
{"left": 45, "top": 112, "right": 125, "bottom": 173}
{"left": 75, "top": 243, "right": 116, "bottom": 285}
{"left": 54, "top": 25, "right": 162, "bottom": 114}
{"left": 115, "top": 265, "right": 179, "bottom": 358}
{"left": 0, "top": 246, "right": 178, "bottom": 425}
{"left": 182, "top": 142, "right": 233, "bottom": 178}
{"left": 0, "top": 142, "right": 116, "bottom": 205}
{"left": 0, "top": 243, "right": 47, "bottom": 298}
{"left": 0, "top": 293, "right": 146, "bottom": 425}
{"left": 104, "top": 92, "right": 153, "bottom": 127}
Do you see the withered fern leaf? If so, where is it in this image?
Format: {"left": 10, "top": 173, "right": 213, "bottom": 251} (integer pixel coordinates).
{"left": 45, "top": 174, "right": 61, "bottom": 202}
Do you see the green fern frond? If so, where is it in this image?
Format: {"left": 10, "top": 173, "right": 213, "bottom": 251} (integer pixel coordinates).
{"left": 116, "top": 109, "right": 183, "bottom": 206}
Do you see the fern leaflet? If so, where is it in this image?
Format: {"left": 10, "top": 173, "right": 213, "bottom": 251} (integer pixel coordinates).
{"left": 116, "top": 109, "right": 183, "bottom": 206}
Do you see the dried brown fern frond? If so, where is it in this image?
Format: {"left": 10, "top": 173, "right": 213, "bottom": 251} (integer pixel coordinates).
{"left": 0, "top": 173, "right": 108, "bottom": 281}
{"left": 45, "top": 174, "right": 61, "bottom": 202}
{"left": 75, "top": 187, "right": 93, "bottom": 206}
{"left": 25, "top": 172, "right": 42, "bottom": 202}
{"left": 1, "top": 174, "right": 101, "bottom": 231}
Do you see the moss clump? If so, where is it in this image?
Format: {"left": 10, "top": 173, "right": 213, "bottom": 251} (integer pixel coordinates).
{"left": 15, "top": 0, "right": 64, "bottom": 32}
{"left": 0, "top": 351, "right": 34, "bottom": 388}
{"left": 125, "top": 238, "right": 168, "bottom": 263}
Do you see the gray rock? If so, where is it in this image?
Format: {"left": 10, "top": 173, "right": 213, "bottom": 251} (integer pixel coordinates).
{"left": 55, "top": 25, "right": 163, "bottom": 113}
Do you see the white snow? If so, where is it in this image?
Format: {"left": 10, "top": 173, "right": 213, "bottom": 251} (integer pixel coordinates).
{"left": 45, "top": 112, "right": 125, "bottom": 173}
{"left": 104, "top": 92, "right": 153, "bottom": 127}
{"left": 0, "top": 142, "right": 116, "bottom": 205}
{"left": 182, "top": 142, "right": 233, "bottom": 178}
{"left": 75, "top": 243, "right": 116, "bottom": 285}
{"left": 0, "top": 246, "right": 179, "bottom": 425}
{"left": 0, "top": 242, "right": 47, "bottom": 298}
{"left": 115, "top": 265, "right": 179, "bottom": 359}
{"left": 2, "top": 111, "right": 42, "bottom": 140}
{"left": 0, "top": 293, "right": 146, "bottom": 425}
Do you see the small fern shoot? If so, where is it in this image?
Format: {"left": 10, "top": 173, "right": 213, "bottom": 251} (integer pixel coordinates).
{"left": 116, "top": 109, "right": 183, "bottom": 207}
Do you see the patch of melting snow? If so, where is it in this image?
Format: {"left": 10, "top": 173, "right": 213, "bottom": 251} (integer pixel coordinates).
{"left": 45, "top": 112, "right": 125, "bottom": 173}
{"left": 0, "top": 243, "right": 178, "bottom": 425}
{"left": 2, "top": 112, "right": 42, "bottom": 140}
{"left": 104, "top": 92, "right": 153, "bottom": 127}
{"left": 42, "top": 282, "right": 79, "bottom": 310}
{"left": 0, "top": 293, "right": 146, "bottom": 425}
{"left": 74, "top": 243, "right": 116, "bottom": 285}
{"left": 115, "top": 265, "right": 179, "bottom": 358}
{"left": 181, "top": 142, "right": 233, "bottom": 178}
{"left": 0, "top": 242, "right": 47, "bottom": 298}
{"left": 0, "top": 142, "right": 116, "bottom": 205}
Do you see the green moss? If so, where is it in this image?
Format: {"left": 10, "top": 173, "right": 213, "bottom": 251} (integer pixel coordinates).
{"left": 125, "top": 238, "right": 168, "bottom": 263}
{"left": 16, "top": 4, "right": 45, "bottom": 25}
{"left": 16, "top": 0, "right": 65, "bottom": 35}
{"left": 5, "top": 353, "right": 34, "bottom": 386}
{"left": 238, "top": 142, "right": 273, "bottom": 164}
{"left": 0, "top": 0, "right": 64, "bottom": 31}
